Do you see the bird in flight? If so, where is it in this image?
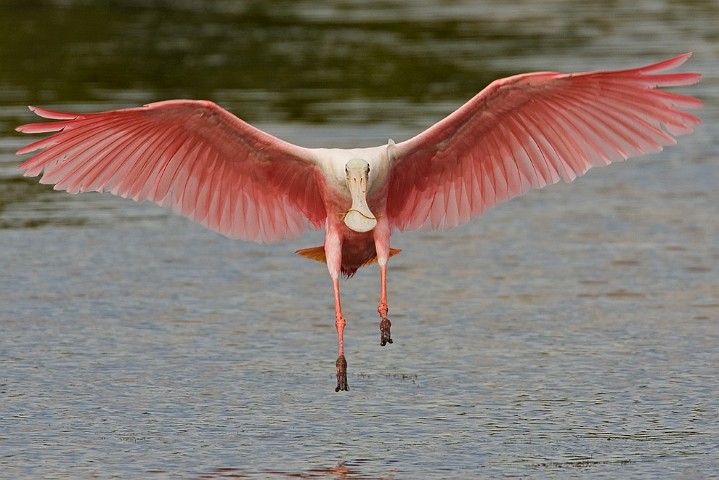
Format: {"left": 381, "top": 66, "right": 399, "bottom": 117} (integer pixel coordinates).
{"left": 17, "top": 53, "right": 702, "bottom": 391}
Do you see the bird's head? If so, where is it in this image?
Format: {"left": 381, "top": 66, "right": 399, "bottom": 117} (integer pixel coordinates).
{"left": 343, "top": 158, "right": 377, "bottom": 232}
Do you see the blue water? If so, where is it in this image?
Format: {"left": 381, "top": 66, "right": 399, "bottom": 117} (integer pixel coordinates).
{"left": 1, "top": 1, "right": 718, "bottom": 478}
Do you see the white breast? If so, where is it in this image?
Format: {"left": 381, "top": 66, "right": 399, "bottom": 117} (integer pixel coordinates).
{"left": 310, "top": 144, "right": 392, "bottom": 197}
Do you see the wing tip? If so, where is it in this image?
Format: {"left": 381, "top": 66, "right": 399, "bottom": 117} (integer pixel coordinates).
{"left": 27, "top": 106, "right": 79, "bottom": 120}
{"left": 639, "top": 52, "right": 701, "bottom": 81}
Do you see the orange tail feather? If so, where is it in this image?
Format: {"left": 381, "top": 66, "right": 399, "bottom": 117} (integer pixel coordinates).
{"left": 295, "top": 246, "right": 401, "bottom": 266}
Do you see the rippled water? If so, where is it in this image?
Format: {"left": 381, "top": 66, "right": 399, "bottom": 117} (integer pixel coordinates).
{"left": 1, "top": 1, "right": 718, "bottom": 478}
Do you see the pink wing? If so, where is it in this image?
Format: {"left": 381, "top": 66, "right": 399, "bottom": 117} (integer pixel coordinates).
{"left": 17, "top": 100, "right": 327, "bottom": 243}
{"left": 387, "top": 53, "right": 703, "bottom": 232}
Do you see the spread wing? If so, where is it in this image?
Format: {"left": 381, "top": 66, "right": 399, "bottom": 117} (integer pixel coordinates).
{"left": 386, "top": 53, "right": 703, "bottom": 232}
{"left": 17, "top": 100, "right": 327, "bottom": 243}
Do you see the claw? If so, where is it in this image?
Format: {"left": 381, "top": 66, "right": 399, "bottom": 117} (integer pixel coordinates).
{"left": 335, "top": 355, "right": 349, "bottom": 392}
{"left": 380, "top": 317, "right": 393, "bottom": 346}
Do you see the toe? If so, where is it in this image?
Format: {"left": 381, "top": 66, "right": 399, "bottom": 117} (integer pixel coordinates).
{"left": 335, "top": 355, "right": 349, "bottom": 392}
{"left": 380, "top": 318, "right": 392, "bottom": 346}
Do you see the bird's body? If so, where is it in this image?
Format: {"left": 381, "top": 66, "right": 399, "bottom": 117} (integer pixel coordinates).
{"left": 16, "top": 54, "right": 702, "bottom": 391}
{"left": 295, "top": 146, "right": 397, "bottom": 277}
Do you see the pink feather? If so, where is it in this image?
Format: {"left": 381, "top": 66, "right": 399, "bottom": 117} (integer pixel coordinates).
{"left": 387, "top": 53, "right": 702, "bottom": 231}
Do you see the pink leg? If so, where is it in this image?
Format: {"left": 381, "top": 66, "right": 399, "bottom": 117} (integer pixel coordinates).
{"left": 374, "top": 217, "right": 393, "bottom": 346}
{"left": 325, "top": 228, "right": 348, "bottom": 391}
{"left": 332, "top": 275, "right": 349, "bottom": 391}
{"left": 378, "top": 263, "right": 392, "bottom": 346}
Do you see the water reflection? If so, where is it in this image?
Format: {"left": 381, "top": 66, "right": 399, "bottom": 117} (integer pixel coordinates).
{"left": 1, "top": 1, "right": 517, "bottom": 113}
{"left": 2, "top": 0, "right": 713, "bottom": 116}
{"left": 189, "top": 463, "right": 396, "bottom": 479}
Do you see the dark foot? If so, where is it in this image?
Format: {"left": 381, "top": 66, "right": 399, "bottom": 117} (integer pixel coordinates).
{"left": 380, "top": 317, "right": 393, "bottom": 346}
{"left": 335, "top": 355, "right": 349, "bottom": 392}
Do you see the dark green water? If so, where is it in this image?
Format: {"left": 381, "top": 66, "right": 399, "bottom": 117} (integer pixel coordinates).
{"left": 1, "top": 1, "right": 717, "bottom": 478}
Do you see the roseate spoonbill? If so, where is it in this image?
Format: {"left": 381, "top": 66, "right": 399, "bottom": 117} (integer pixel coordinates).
{"left": 17, "top": 54, "right": 702, "bottom": 391}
